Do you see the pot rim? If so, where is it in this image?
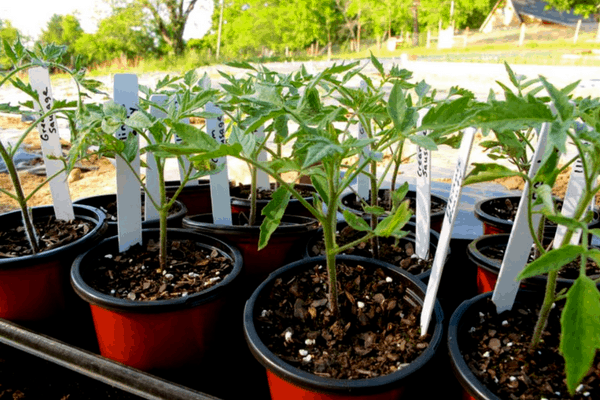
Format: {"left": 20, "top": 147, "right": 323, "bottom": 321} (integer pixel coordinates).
{"left": 70, "top": 228, "right": 243, "bottom": 313}
{"left": 243, "top": 254, "right": 444, "bottom": 395}
{"left": 73, "top": 193, "right": 188, "bottom": 225}
{"left": 0, "top": 204, "right": 107, "bottom": 269}
{"left": 230, "top": 183, "right": 316, "bottom": 204}
{"left": 182, "top": 213, "right": 320, "bottom": 236}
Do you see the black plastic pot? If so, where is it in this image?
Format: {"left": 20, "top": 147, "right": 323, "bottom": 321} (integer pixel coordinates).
{"left": 182, "top": 213, "right": 319, "bottom": 290}
{"left": 164, "top": 179, "right": 211, "bottom": 216}
{"left": 304, "top": 220, "right": 443, "bottom": 283}
{"left": 71, "top": 228, "right": 243, "bottom": 373}
{"left": 74, "top": 193, "right": 187, "bottom": 238}
{"left": 230, "top": 183, "right": 316, "bottom": 218}
{"left": 467, "top": 234, "right": 600, "bottom": 294}
{"left": 0, "top": 204, "right": 107, "bottom": 322}
{"left": 341, "top": 189, "right": 448, "bottom": 233}
{"left": 244, "top": 255, "right": 444, "bottom": 400}
{"left": 474, "top": 195, "right": 600, "bottom": 236}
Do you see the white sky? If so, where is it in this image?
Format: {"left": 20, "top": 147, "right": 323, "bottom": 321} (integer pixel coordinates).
{"left": 0, "top": 0, "right": 213, "bottom": 41}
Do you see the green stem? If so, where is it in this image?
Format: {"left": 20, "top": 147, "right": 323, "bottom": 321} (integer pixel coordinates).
{"left": 334, "top": 232, "right": 376, "bottom": 255}
{"left": 324, "top": 170, "right": 339, "bottom": 316}
{"left": 390, "top": 141, "right": 404, "bottom": 193}
{"left": 250, "top": 165, "right": 258, "bottom": 226}
{"left": 0, "top": 141, "right": 39, "bottom": 253}
{"left": 370, "top": 160, "right": 379, "bottom": 260}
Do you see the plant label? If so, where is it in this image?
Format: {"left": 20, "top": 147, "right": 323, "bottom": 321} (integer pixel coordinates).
{"left": 254, "top": 125, "right": 270, "bottom": 190}
{"left": 114, "top": 74, "right": 142, "bottom": 252}
{"left": 357, "top": 80, "right": 370, "bottom": 200}
{"left": 146, "top": 94, "right": 167, "bottom": 221}
{"left": 415, "top": 108, "right": 431, "bottom": 260}
{"left": 421, "top": 127, "right": 476, "bottom": 335}
{"left": 172, "top": 101, "right": 197, "bottom": 187}
{"left": 492, "top": 123, "right": 552, "bottom": 313}
{"left": 205, "top": 101, "right": 232, "bottom": 225}
{"left": 553, "top": 156, "right": 586, "bottom": 247}
{"left": 28, "top": 67, "right": 74, "bottom": 221}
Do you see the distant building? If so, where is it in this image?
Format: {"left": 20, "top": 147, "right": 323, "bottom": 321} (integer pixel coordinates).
{"left": 480, "top": 0, "right": 597, "bottom": 33}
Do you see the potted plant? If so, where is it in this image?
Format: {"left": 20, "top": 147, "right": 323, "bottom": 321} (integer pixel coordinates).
{"left": 201, "top": 59, "right": 458, "bottom": 399}
{"left": 449, "top": 75, "right": 600, "bottom": 398}
{"left": 69, "top": 70, "right": 244, "bottom": 372}
{"left": 0, "top": 39, "right": 107, "bottom": 323}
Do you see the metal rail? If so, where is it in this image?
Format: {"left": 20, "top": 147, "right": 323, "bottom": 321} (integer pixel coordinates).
{"left": 0, "top": 318, "right": 219, "bottom": 400}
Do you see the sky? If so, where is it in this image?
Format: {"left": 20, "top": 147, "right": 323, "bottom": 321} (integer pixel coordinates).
{"left": 0, "top": 0, "right": 213, "bottom": 41}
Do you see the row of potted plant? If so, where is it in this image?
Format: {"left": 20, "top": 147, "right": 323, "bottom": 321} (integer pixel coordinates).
{"left": 2, "top": 37, "right": 600, "bottom": 399}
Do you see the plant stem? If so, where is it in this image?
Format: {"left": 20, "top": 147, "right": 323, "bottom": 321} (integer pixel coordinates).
{"left": 324, "top": 171, "right": 339, "bottom": 316}
{"left": 391, "top": 141, "right": 404, "bottom": 192}
{"left": 370, "top": 160, "right": 379, "bottom": 259}
{"left": 0, "top": 141, "right": 39, "bottom": 253}
{"left": 156, "top": 158, "right": 168, "bottom": 271}
{"left": 250, "top": 165, "right": 258, "bottom": 226}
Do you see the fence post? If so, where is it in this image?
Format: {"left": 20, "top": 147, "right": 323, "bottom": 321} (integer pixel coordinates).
{"left": 427, "top": 29, "right": 431, "bottom": 48}
{"left": 464, "top": 27, "right": 469, "bottom": 48}
{"left": 518, "top": 23, "right": 526, "bottom": 46}
{"left": 574, "top": 19, "right": 582, "bottom": 44}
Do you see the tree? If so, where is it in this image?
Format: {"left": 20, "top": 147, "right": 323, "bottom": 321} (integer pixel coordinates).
{"left": 543, "top": 0, "right": 599, "bottom": 18}
{"left": 0, "top": 20, "right": 21, "bottom": 69}
{"left": 39, "top": 14, "right": 84, "bottom": 65}
{"left": 110, "top": 0, "right": 208, "bottom": 55}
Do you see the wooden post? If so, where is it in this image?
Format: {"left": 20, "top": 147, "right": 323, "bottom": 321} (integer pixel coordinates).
{"left": 574, "top": 19, "right": 582, "bottom": 44}
{"left": 464, "top": 27, "right": 469, "bottom": 47}
{"left": 426, "top": 29, "right": 431, "bottom": 48}
{"left": 518, "top": 23, "right": 526, "bottom": 46}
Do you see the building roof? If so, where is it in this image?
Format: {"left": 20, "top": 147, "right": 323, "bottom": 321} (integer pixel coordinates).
{"left": 511, "top": 0, "right": 596, "bottom": 26}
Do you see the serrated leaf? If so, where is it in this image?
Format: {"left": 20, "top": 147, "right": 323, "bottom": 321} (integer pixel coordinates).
{"left": 543, "top": 213, "right": 586, "bottom": 232}
{"left": 409, "top": 134, "right": 437, "bottom": 151}
{"left": 387, "top": 82, "right": 406, "bottom": 132}
{"left": 2, "top": 39, "right": 17, "bottom": 64}
{"left": 504, "top": 62, "right": 520, "bottom": 90}
{"left": 259, "top": 187, "right": 291, "bottom": 250}
{"left": 225, "top": 61, "right": 257, "bottom": 70}
{"left": 302, "top": 140, "right": 342, "bottom": 168}
{"left": 374, "top": 200, "right": 412, "bottom": 237}
{"left": 126, "top": 110, "right": 153, "bottom": 131}
{"left": 363, "top": 205, "right": 385, "bottom": 216}
{"left": 370, "top": 52, "right": 384, "bottom": 76}
{"left": 229, "top": 124, "right": 255, "bottom": 156}
{"left": 589, "top": 229, "right": 600, "bottom": 239}
{"left": 415, "top": 80, "right": 431, "bottom": 100}
{"left": 391, "top": 182, "right": 409, "bottom": 209}
{"left": 539, "top": 75, "right": 574, "bottom": 122}
{"left": 560, "top": 276, "right": 600, "bottom": 395}
{"left": 463, "top": 163, "right": 523, "bottom": 186}
{"left": 171, "top": 122, "right": 217, "bottom": 150}
{"left": 342, "top": 210, "right": 371, "bottom": 232}
{"left": 311, "top": 174, "right": 329, "bottom": 206}
{"left": 517, "top": 245, "right": 584, "bottom": 280}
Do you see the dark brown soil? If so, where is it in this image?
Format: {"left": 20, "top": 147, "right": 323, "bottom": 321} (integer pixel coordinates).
{"left": 0, "top": 342, "right": 143, "bottom": 399}
{"left": 254, "top": 262, "right": 431, "bottom": 379}
{"left": 309, "top": 226, "right": 433, "bottom": 275}
{"left": 480, "top": 243, "right": 600, "bottom": 280}
{"left": 100, "top": 198, "right": 181, "bottom": 222}
{"left": 463, "top": 297, "right": 599, "bottom": 400}
{"left": 84, "top": 239, "right": 233, "bottom": 301}
{"left": 343, "top": 190, "right": 446, "bottom": 215}
{"left": 0, "top": 216, "right": 93, "bottom": 258}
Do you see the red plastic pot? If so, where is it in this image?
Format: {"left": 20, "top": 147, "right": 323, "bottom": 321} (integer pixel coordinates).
{"left": 70, "top": 229, "right": 243, "bottom": 372}
{"left": 341, "top": 189, "right": 447, "bottom": 233}
{"left": 74, "top": 193, "right": 187, "bottom": 238}
{"left": 165, "top": 179, "right": 211, "bottom": 216}
{"left": 474, "top": 195, "right": 600, "bottom": 236}
{"left": 0, "top": 205, "right": 107, "bottom": 322}
{"left": 230, "top": 183, "right": 316, "bottom": 218}
{"left": 244, "top": 255, "right": 444, "bottom": 400}
{"left": 466, "top": 234, "right": 598, "bottom": 294}
{"left": 182, "top": 213, "right": 319, "bottom": 287}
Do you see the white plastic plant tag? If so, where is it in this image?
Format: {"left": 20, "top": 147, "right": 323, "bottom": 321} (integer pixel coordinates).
{"left": 421, "top": 127, "right": 476, "bottom": 336}
{"left": 114, "top": 74, "right": 142, "bottom": 252}
{"left": 415, "top": 108, "right": 431, "bottom": 260}
{"left": 492, "top": 123, "right": 552, "bottom": 313}
{"left": 28, "top": 67, "right": 74, "bottom": 221}
{"left": 146, "top": 94, "right": 167, "bottom": 221}
{"left": 254, "top": 125, "right": 270, "bottom": 190}
{"left": 553, "top": 156, "right": 585, "bottom": 247}
{"left": 357, "top": 80, "right": 370, "bottom": 200}
{"left": 205, "top": 101, "right": 232, "bottom": 225}
{"left": 172, "top": 101, "right": 197, "bottom": 187}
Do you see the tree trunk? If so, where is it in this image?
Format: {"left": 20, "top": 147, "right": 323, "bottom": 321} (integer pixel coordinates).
{"left": 357, "top": 9, "right": 361, "bottom": 52}
{"left": 412, "top": 0, "right": 420, "bottom": 47}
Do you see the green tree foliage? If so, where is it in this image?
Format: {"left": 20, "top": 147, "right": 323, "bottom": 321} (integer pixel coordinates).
{"left": 0, "top": 20, "right": 21, "bottom": 69}
{"left": 543, "top": 0, "right": 599, "bottom": 18}
{"left": 74, "top": 4, "right": 159, "bottom": 65}
{"left": 39, "top": 14, "right": 84, "bottom": 65}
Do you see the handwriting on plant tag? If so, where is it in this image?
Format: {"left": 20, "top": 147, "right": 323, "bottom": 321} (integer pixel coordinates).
{"left": 445, "top": 159, "right": 463, "bottom": 221}
{"left": 116, "top": 107, "right": 139, "bottom": 141}
{"left": 211, "top": 115, "right": 226, "bottom": 164}
{"left": 417, "top": 146, "right": 429, "bottom": 178}
{"left": 38, "top": 87, "right": 57, "bottom": 142}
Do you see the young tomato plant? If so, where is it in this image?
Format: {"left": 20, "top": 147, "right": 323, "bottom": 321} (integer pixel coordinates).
{"left": 70, "top": 70, "right": 229, "bottom": 271}
{"left": 0, "top": 38, "right": 102, "bottom": 253}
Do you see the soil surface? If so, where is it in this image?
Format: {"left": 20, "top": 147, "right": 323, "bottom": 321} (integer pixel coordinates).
{"left": 342, "top": 190, "right": 446, "bottom": 215}
{"left": 309, "top": 226, "right": 433, "bottom": 275}
{"left": 0, "top": 216, "right": 93, "bottom": 258}
{"left": 232, "top": 183, "right": 316, "bottom": 200}
{"left": 480, "top": 242, "right": 600, "bottom": 280}
{"left": 84, "top": 239, "right": 233, "bottom": 301}
{"left": 463, "top": 297, "right": 599, "bottom": 400}
{"left": 254, "top": 262, "right": 431, "bottom": 379}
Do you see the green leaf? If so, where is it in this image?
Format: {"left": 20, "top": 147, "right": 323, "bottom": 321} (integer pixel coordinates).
{"left": 415, "top": 80, "right": 431, "bottom": 100}
{"left": 123, "top": 134, "right": 139, "bottom": 163}
{"left": 543, "top": 213, "right": 586, "bottom": 233}
{"left": 302, "top": 140, "right": 342, "bottom": 169}
{"left": 589, "top": 229, "right": 600, "bottom": 239}
{"left": 258, "top": 187, "right": 291, "bottom": 250}
{"left": 517, "top": 245, "right": 584, "bottom": 280}
{"left": 363, "top": 205, "right": 386, "bottom": 216}
{"left": 409, "top": 134, "right": 437, "bottom": 151}
{"left": 387, "top": 82, "right": 406, "bottom": 132}
{"left": 342, "top": 210, "right": 371, "bottom": 232}
{"left": 463, "top": 163, "right": 523, "bottom": 186}
{"left": 370, "top": 52, "right": 384, "bottom": 76}
{"left": 391, "top": 182, "right": 409, "bottom": 209}
{"left": 374, "top": 200, "right": 412, "bottom": 238}
{"left": 188, "top": 143, "right": 242, "bottom": 161}
{"left": 504, "top": 62, "right": 520, "bottom": 90}
{"left": 538, "top": 75, "right": 574, "bottom": 122}
{"left": 2, "top": 39, "right": 17, "bottom": 64}
{"left": 560, "top": 276, "right": 600, "bottom": 396}
{"left": 170, "top": 122, "right": 217, "bottom": 150}
{"left": 126, "top": 110, "right": 153, "bottom": 131}
{"left": 229, "top": 124, "right": 255, "bottom": 157}
{"left": 311, "top": 174, "right": 329, "bottom": 205}
{"left": 225, "top": 61, "right": 257, "bottom": 71}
